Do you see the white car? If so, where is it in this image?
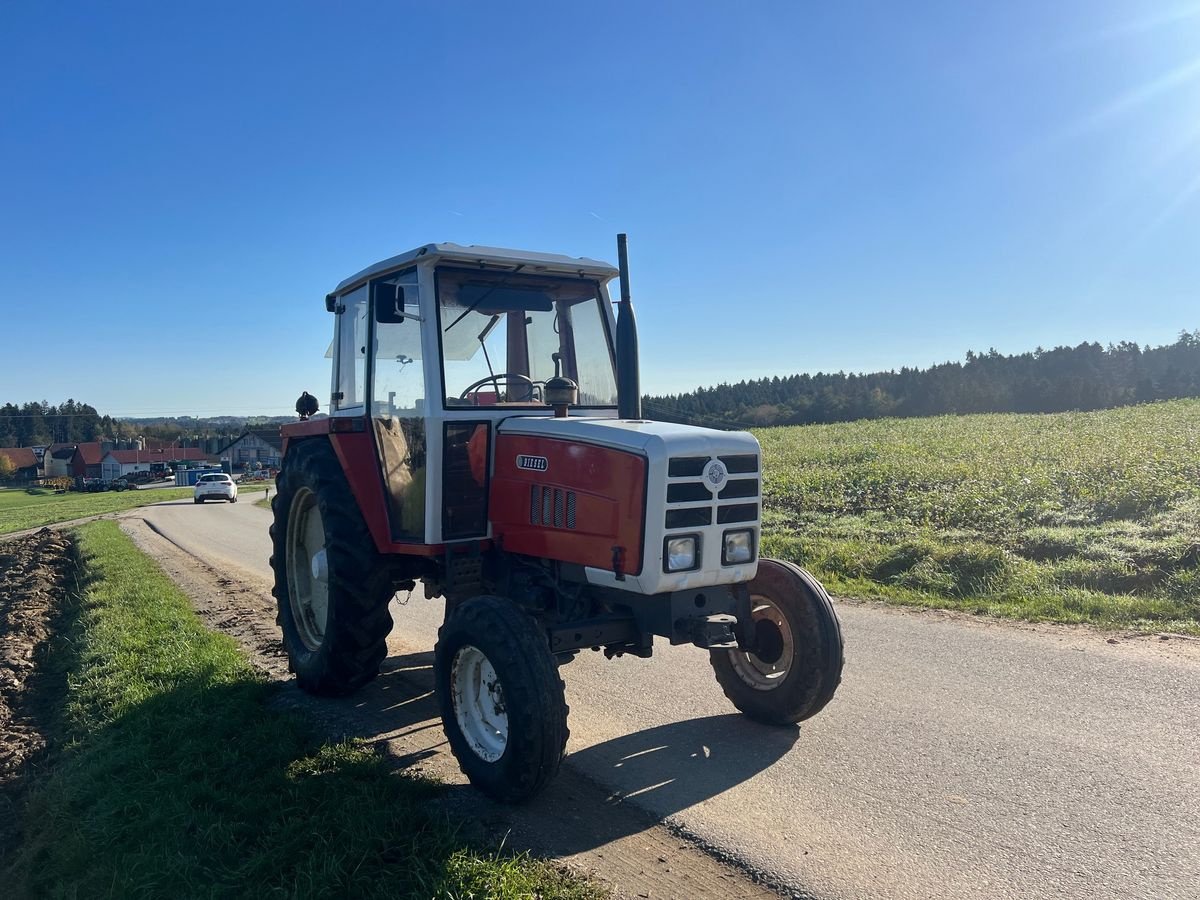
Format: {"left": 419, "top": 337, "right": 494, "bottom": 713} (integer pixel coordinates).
{"left": 194, "top": 473, "right": 238, "bottom": 504}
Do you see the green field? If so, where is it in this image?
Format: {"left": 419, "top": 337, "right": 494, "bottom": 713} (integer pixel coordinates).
{"left": 7, "top": 522, "right": 598, "bottom": 899}
{"left": 757, "top": 399, "right": 1200, "bottom": 633}
{"left": 0, "top": 486, "right": 194, "bottom": 535}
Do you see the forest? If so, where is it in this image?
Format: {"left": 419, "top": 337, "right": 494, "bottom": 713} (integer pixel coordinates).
{"left": 0, "top": 400, "right": 116, "bottom": 448}
{"left": 643, "top": 330, "right": 1200, "bottom": 428}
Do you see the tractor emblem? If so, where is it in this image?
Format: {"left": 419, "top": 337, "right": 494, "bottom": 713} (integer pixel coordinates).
{"left": 516, "top": 454, "right": 549, "bottom": 472}
{"left": 705, "top": 460, "right": 728, "bottom": 490}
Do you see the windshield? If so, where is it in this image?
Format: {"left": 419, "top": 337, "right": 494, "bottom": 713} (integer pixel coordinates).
{"left": 437, "top": 267, "right": 618, "bottom": 408}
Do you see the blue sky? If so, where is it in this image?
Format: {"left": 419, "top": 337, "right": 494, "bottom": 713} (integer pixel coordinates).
{"left": 2, "top": 1, "right": 1198, "bottom": 417}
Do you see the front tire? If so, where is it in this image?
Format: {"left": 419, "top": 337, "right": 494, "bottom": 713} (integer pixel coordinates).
{"left": 270, "top": 439, "right": 395, "bottom": 696}
{"left": 711, "top": 558, "right": 843, "bottom": 725}
{"left": 435, "top": 596, "right": 569, "bottom": 802}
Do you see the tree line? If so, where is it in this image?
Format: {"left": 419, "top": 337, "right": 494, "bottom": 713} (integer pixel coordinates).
{"left": 0, "top": 400, "right": 114, "bottom": 448}
{"left": 643, "top": 330, "right": 1200, "bottom": 429}
{"left": 0, "top": 401, "right": 227, "bottom": 448}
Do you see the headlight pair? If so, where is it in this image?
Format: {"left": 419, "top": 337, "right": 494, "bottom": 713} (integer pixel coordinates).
{"left": 663, "top": 529, "right": 756, "bottom": 572}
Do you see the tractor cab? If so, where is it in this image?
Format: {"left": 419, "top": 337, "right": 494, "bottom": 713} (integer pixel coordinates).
{"left": 318, "top": 244, "right": 621, "bottom": 547}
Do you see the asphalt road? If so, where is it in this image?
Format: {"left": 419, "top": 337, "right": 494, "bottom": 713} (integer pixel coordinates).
{"left": 134, "top": 499, "right": 1200, "bottom": 900}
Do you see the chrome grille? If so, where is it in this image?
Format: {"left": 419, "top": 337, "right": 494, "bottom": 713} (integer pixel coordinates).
{"left": 665, "top": 455, "right": 760, "bottom": 530}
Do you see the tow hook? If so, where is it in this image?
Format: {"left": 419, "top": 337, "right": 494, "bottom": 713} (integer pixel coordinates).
{"left": 680, "top": 613, "right": 739, "bottom": 649}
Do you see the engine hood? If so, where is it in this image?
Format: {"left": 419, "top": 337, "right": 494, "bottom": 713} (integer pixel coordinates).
{"left": 494, "top": 416, "right": 759, "bottom": 458}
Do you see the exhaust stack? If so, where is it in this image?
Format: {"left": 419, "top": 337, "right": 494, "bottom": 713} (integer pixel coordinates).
{"left": 615, "top": 233, "right": 642, "bottom": 420}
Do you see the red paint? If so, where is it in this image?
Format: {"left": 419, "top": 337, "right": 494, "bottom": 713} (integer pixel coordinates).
{"left": 490, "top": 434, "right": 647, "bottom": 575}
{"left": 281, "top": 417, "right": 334, "bottom": 454}
{"left": 282, "top": 425, "right": 457, "bottom": 558}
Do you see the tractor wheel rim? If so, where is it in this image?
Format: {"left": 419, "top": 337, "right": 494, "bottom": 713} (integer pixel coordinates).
{"left": 728, "top": 594, "right": 795, "bottom": 691}
{"left": 450, "top": 645, "right": 509, "bottom": 763}
{"left": 286, "top": 487, "right": 329, "bottom": 652}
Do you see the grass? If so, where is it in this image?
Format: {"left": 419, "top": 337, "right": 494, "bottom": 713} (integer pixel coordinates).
{"left": 6, "top": 521, "right": 601, "bottom": 899}
{"left": 757, "top": 398, "right": 1200, "bottom": 633}
{"left": 0, "top": 485, "right": 194, "bottom": 535}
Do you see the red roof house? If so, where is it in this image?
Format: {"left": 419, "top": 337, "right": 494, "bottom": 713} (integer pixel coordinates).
{"left": 70, "top": 442, "right": 107, "bottom": 478}
{"left": 0, "top": 447, "right": 40, "bottom": 481}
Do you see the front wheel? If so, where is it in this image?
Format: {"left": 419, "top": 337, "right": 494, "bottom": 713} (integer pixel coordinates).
{"left": 711, "top": 558, "right": 843, "bottom": 725}
{"left": 435, "top": 596, "right": 569, "bottom": 802}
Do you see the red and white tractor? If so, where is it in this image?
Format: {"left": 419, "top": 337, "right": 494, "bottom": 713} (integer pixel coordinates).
{"left": 271, "top": 236, "right": 843, "bottom": 801}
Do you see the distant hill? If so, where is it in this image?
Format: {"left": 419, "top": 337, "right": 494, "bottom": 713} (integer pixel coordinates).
{"left": 644, "top": 330, "right": 1200, "bottom": 429}
{"left": 119, "top": 415, "right": 295, "bottom": 428}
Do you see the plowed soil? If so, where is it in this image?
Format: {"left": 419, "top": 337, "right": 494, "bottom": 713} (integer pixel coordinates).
{"left": 0, "top": 529, "right": 72, "bottom": 854}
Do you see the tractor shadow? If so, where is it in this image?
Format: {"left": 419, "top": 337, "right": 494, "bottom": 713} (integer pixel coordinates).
{"left": 303, "top": 648, "right": 800, "bottom": 855}
{"left": 520, "top": 714, "right": 800, "bottom": 856}
{"left": 292, "top": 649, "right": 445, "bottom": 770}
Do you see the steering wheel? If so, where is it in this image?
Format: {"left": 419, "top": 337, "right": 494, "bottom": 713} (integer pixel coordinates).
{"left": 459, "top": 373, "right": 537, "bottom": 403}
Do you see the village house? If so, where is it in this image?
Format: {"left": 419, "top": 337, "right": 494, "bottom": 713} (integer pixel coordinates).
{"left": 0, "top": 447, "right": 40, "bottom": 481}
{"left": 217, "top": 428, "right": 283, "bottom": 471}
{"left": 70, "top": 442, "right": 108, "bottom": 479}
{"left": 99, "top": 449, "right": 155, "bottom": 481}
{"left": 43, "top": 443, "right": 78, "bottom": 477}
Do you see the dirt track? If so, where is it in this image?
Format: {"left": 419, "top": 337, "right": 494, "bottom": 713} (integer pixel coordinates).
{"left": 0, "top": 530, "right": 72, "bottom": 857}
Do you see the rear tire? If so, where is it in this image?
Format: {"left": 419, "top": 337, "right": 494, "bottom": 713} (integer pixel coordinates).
{"left": 435, "top": 596, "right": 568, "bottom": 802}
{"left": 194, "top": 497, "right": 202, "bottom": 504}
{"left": 270, "top": 439, "right": 395, "bottom": 696}
{"left": 711, "top": 558, "right": 843, "bottom": 725}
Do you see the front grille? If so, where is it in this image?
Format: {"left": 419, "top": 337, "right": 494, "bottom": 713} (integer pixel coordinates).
{"left": 531, "top": 485, "right": 577, "bottom": 529}
{"left": 720, "top": 454, "right": 759, "bottom": 474}
{"left": 666, "top": 507, "right": 712, "bottom": 529}
{"left": 668, "top": 457, "right": 708, "bottom": 477}
{"left": 666, "top": 455, "right": 760, "bottom": 531}
{"left": 717, "top": 503, "right": 759, "bottom": 524}
{"left": 718, "top": 478, "right": 759, "bottom": 500}
{"left": 668, "top": 482, "right": 713, "bottom": 503}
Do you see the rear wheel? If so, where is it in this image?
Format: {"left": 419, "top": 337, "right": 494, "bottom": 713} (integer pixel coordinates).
{"left": 270, "top": 439, "right": 395, "bottom": 695}
{"left": 711, "top": 558, "right": 843, "bottom": 725}
{"left": 435, "top": 596, "right": 568, "bottom": 802}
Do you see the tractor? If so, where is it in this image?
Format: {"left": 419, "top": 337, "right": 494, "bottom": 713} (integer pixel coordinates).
{"left": 270, "top": 236, "right": 843, "bottom": 801}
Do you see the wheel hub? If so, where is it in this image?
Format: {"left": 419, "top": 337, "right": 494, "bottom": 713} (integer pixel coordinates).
{"left": 753, "top": 618, "right": 785, "bottom": 665}
{"left": 310, "top": 549, "right": 328, "bottom": 583}
{"left": 728, "top": 595, "right": 795, "bottom": 691}
{"left": 285, "top": 487, "right": 330, "bottom": 652}
{"left": 450, "top": 645, "right": 509, "bottom": 763}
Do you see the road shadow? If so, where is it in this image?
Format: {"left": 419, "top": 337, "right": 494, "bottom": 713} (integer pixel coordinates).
{"left": 568, "top": 714, "right": 797, "bottom": 814}
{"left": 286, "top": 647, "right": 799, "bottom": 857}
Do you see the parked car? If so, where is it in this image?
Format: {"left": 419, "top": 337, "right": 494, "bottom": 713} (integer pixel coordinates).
{"left": 193, "top": 472, "right": 238, "bottom": 504}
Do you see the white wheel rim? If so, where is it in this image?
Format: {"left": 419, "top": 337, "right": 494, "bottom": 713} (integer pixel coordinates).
{"left": 450, "top": 645, "right": 509, "bottom": 763}
{"left": 728, "top": 594, "right": 795, "bottom": 691}
{"left": 286, "top": 487, "right": 329, "bottom": 651}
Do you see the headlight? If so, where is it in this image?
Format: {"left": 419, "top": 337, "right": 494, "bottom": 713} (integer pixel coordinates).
{"left": 664, "top": 535, "right": 700, "bottom": 572}
{"left": 722, "top": 529, "right": 754, "bottom": 565}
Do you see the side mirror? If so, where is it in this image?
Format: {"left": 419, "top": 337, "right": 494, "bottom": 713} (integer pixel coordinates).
{"left": 373, "top": 282, "right": 407, "bottom": 323}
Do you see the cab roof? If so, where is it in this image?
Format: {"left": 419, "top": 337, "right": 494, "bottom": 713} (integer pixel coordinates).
{"left": 331, "top": 243, "right": 619, "bottom": 296}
